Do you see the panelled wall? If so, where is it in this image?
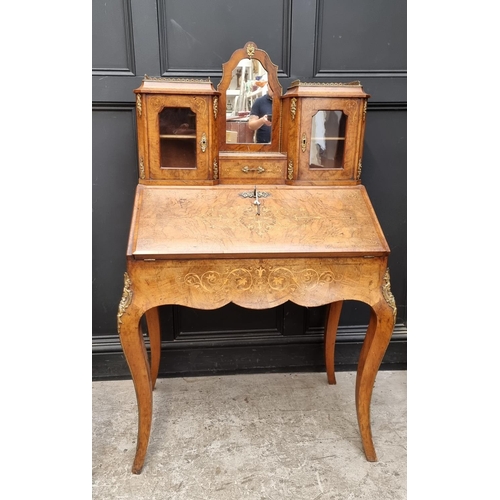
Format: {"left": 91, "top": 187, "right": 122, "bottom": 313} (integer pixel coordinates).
{"left": 92, "top": 0, "right": 407, "bottom": 379}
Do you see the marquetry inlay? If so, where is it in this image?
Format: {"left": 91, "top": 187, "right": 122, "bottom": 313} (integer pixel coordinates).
{"left": 184, "top": 264, "right": 336, "bottom": 295}
{"left": 148, "top": 95, "right": 208, "bottom": 116}
{"left": 133, "top": 187, "right": 384, "bottom": 254}
{"left": 240, "top": 205, "right": 276, "bottom": 236}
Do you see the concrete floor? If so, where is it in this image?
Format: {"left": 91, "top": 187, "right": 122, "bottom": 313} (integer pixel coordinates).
{"left": 92, "top": 371, "right": 406, "bottom": 499}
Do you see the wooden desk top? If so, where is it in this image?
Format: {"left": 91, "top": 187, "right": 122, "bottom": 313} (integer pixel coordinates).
{"left": 128, "top": 184, "right": 390, "bottom": 260}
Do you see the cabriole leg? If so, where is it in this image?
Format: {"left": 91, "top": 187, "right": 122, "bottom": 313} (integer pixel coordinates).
{"left": 117, "top": 272, "right": 153, "bottom": 474}
{"left": 145, "top": 307, "right": 161, "bottom": 390}
{"left": 324, "top": 301, "right": 343, "bottom": 385}
{"left": 355, "top": 298, "right": 395, "bottom": 462}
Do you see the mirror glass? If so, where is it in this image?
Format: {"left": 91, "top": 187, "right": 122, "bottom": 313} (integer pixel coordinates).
{"left": 225, "top": 58, "right": 271, "bottom": 144}
{"left": 309, "top": 110, "right": 347, "bottom": 168}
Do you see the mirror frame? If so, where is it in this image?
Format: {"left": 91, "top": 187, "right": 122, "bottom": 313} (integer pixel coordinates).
{"left": 217, "top": 41, "right": 282, "bottom": 152}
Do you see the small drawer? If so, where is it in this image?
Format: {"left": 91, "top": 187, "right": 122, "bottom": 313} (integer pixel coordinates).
{"left": 219, "top": 152, "right": 287, "bottom": 183}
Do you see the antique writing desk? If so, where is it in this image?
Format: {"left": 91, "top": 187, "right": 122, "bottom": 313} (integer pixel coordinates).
{"left": 117, "top": 43, "right": 396, "bottom": 474}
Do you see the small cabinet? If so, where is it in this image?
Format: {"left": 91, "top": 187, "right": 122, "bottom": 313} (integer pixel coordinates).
{"left": 281, "top": 81, "right": 370, "bottom": 185}
{"left": 134, "top": 77, "right": 220, "bottom": 185}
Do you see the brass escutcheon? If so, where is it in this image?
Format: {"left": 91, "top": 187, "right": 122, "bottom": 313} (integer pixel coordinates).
{"left": 200, "top": 133, "right": 207, "bottom": 153}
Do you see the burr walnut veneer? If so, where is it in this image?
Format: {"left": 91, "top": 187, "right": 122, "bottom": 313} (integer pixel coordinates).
{"left": 117, "top": 42, "right": 397, "bottom": 474}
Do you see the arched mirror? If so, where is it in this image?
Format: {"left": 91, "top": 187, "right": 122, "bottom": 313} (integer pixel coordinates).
{"left": 217, "top": 41, "right": 282, "bottom": 152}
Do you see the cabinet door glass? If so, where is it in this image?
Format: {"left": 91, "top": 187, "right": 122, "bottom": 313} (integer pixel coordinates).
{"left": 159, "top": 107, "right": 197, "bottom": 169}
{"left": 310, "top": 110, "right": 346, "bottom": 168}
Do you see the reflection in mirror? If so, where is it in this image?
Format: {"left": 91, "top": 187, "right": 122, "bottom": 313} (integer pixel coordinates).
{"left": 310, "top": 110, "right": 347, "bottom": 168}
{"left": 218, "top": 41, "right": 281, "bottom": 151}
{"left": 225, "top": 58, "right": 271, "bottom": 144}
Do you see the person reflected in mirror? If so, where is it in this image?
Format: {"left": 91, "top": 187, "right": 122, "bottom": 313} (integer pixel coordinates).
{"left": 248, "top": 88, "right": 274, "bottom": 143}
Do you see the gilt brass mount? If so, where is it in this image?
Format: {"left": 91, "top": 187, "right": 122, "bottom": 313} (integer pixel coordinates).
{"left": 239, "top": 189, "right": 271, "bottom": 199}
{"left": 242, "top": 166, "right": 265, "bottom": 174}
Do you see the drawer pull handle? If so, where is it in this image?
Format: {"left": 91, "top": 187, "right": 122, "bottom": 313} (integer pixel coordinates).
{"left": 242, "top": 166, "right": 265, "bottom": 174}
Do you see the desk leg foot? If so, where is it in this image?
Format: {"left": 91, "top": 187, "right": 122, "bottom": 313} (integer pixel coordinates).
{"left": 119, "top": 305, "right": 153, "bottom": 474}
{"left": 355, "top": 299, "right": 395, "bottom": 462}
{"left": 324, "top": 301, "right": 343, "bottom": 385}
{"left": 145, "top": 307, "right": 161, "bottom": 390}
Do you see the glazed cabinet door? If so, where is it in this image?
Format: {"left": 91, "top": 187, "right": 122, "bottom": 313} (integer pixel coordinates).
{"left": 139, "top": 94, "right": 217, "bottom": 184}
{"left": 293, "top": 98, "right": 365, "bottom": 184}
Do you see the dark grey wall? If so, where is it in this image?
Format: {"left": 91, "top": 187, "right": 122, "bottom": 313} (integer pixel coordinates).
{"left": 92, "top": 0, "right": 407, "bottom": 379}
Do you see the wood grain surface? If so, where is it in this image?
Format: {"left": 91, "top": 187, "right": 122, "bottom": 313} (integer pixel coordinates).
{"left": 129, "top": 184, "right": 390, "bottom": 259}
